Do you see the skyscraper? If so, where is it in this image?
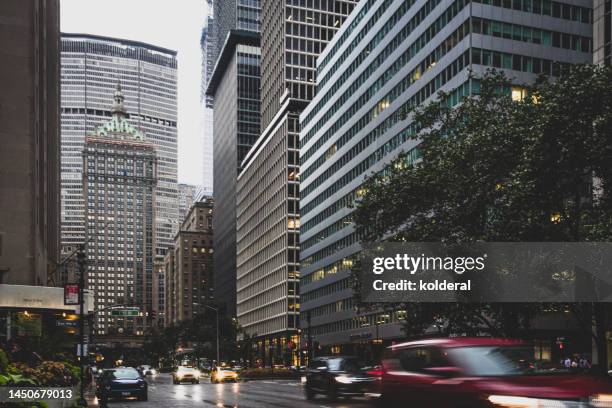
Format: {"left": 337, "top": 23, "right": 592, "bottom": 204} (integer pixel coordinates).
{"left": 83, "top": 86, "right": 157, "bottom": 336}
{"left": 207, "top": 30, "right": 261, "bottom": 318}
{"left": 207, "top": 0, "right": 262, "bottom": 318}
{"left": 299, "top": 0, "right": 593, "bottom": 351}
{"left": 0, "top": 0, "right": 60, "bottom": 286}
{"left": 60, "top": 34, "right": 178, "bottom": 257}
{"left": 201, "top": 0, "right": 216, "bottom": 192}
{"left": 235, "top": 0, "right": 358, "bottom": 365}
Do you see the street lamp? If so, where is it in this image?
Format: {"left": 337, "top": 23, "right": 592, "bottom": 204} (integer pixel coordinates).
{"left": 204, "top": 305, "right": 219, "bottom": 365}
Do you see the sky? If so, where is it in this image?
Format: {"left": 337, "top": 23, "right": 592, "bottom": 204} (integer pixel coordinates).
{"left": 61, "top": 0, "right": 208, "bottom": 186}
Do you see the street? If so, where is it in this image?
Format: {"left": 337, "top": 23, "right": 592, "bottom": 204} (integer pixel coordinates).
{"left": 98, "top": 374, "right": 376, "bottom": 408}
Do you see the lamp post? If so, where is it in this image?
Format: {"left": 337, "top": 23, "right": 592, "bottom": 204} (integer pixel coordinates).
{"left": 204, "top": 305, "right": 219, "bottom": 364}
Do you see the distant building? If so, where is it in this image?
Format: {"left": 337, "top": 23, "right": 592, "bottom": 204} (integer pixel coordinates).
{"left": 235, "top": 0, "right": 358, "bottom": 366}
{"left": 152, "top": 258, "right": 165, "bottom": 328}
{"left": 165, "top": 199, "right": 215, "bottom": 326}
{"left": 61, "top": 33, "right": 178, "bottom": 257}
{"left": 83, "top": 86, "right": 157, "bottom": 336}
{"left": 0, "top": 0, "right": 60, "bottom": 286}
{"left": 178, "top": 183, "right": 200, "bottom": 223}
{"left": 594, "top": 0, "right": 611, "bottom": 65}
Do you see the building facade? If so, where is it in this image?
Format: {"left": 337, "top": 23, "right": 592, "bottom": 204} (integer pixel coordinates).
{"left": 214, "top": 0, "right": 261, "bottom": 59}
{"left": 594, "top": 0, "right": 611, "bottom": 65}
{"left": 60, "top": 33, "right": 178, "bottom": 257}
{"left": 178, "top": 183, "right": 200, "bottom": 223}
{"left": 164, "top": 199, "right": 215, "bottom": 326}
{"left": 299, "top": 0, "right": 593, "bottom": 351}
{"left": 236, "top": 0, "right": 358, "bottom": 365}
{"left": 207, "top": 30, "right": 261, "bottom": 317}
{"left": 83, "top": 86, "right": 157, "bottom": 336}
{"left": 0, "top": 0, "right": 60, "bottom": 287}
{"left": 201, "top": 0, "right": 216, "bottom": 192}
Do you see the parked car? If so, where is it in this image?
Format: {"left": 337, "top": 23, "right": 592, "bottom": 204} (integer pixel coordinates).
{"left": 172, "top": 366, "right": 201, "bottom": 384}
{"left": 303, "top": 356, "right": 378, "bottom": 401}
{"left": 379, "top": 338, "right": 612, "bottom": 407}
{"left": 96, "top": 367, "right": 147, "bottom": 402}
{"left": 211, "top": 366, "right": 239, "bottom": 383}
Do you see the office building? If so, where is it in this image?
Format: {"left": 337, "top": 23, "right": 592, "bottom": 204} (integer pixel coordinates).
{"left": 178, "top": 183, "right": 200, "bottom": 223}
{"left": 299, "top": 0, "right": 593, "bottom": 351}
{"left": 236, "top": 0, "right": 358, "bottom": 365}
{"left": 207, "top": 29, "right": 261, "bottom": 317}
{"left": 201, "top": 0, "right": 216, "bottom": 192}
{"left": 0, "top": 0, "right": 60, "bottom": 286}
{"left": 152, "top": 258, "right": 166, "bottom": 328}
{"left": 165, "top": 199, "right": 215, "bottom": 326}
{"left": 594, "top": 0, "right": 611, "bottom": 65}
{"left": 83, "top": 86, "right": 157, "bottom": 336}
{"left": 60, "top": 34, "right": 178, "bottom": 257}
{"left": 214, "top": 0, "right": 261, "bottom": 59}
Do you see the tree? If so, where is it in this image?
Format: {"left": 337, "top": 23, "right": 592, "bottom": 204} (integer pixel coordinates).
{"left": 353, "top": 66, "right": 612, "bottom": 371}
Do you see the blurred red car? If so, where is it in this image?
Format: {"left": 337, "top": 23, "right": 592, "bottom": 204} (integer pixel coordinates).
{"left": 378, "top": 338, "right": 612, "bottom": 407}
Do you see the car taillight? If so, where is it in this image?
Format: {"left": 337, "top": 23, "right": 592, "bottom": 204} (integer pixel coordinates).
{"left": 366, "top": 367, "right": 384, "bottom": 377}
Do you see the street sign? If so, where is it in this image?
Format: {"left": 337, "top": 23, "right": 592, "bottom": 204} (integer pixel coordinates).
{"left": 110, "top": 309, "right": 139, "bottom": 317}
{"left": 64, "top": 284, "right": 79, "bottom": 305}
{"left": 56, "top": 320, "right": 77, "bottom": 328}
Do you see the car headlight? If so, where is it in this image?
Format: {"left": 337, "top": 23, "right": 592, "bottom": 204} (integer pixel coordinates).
{"left": 591, "top": 394, "right": 612, "bottom": 407}
{"left": 151, "top": 369, "right": 157, "bottom": 375}
{"left": 335, "top": 375, "right": 354, "bottom": 384}
{"left": 301, "top": 376, "right": 307, "bottom": 383}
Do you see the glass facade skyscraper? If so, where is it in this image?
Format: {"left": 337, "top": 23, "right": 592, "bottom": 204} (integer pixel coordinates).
{"left": 207, "top": 0, "right": 262, "bottom": 318}
{"left": 299, "top": 0, "right": 593, "bottom": 350}
{"left": 60, "top": 34, "right": 178, "bottom": 257}
{"left": 207, "top": 30, "right": 261, "bottom": 318}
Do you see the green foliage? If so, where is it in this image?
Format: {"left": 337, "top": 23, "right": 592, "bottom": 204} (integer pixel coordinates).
{"left": 353, "top": 65, "right": 612, "bottom": 341}
{"left": 0, "top": 348, "right": 9, "bottom": 374}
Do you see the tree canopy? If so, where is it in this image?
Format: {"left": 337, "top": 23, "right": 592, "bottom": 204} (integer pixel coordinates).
{"left": 352, "top": 65, "right": 612, "bottom": 367}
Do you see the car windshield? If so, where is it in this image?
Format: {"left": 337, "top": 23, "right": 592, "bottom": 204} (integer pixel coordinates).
{"left": 106, "top": 368, "right": 140, "bottom": 380}
{"left": 448, "top": 346, "right": 569, "bottom": 376}
{"left": 328, "top": 358, "right": 369, "bottom": 373}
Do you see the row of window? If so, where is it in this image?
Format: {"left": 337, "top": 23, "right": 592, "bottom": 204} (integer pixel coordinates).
{"left": 302, "top": 10, "right": 472, "bottom": 182}
{"left": 301, "top": 50, "right": 470, "bottom": 215}
{"left": 305, "top": 0, "right": 440, "bottom": 130}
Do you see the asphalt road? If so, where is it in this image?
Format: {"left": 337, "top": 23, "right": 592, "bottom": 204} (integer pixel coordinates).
{"left": 99, "top": 373, "right": 376, "bottom": 408}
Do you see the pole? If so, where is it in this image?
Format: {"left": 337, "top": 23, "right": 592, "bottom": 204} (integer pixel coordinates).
{"left": 216, "top": 308, "right": 219, "bottom": 364}
{"left": 77, "top": 244, "right": 87, "bottom": 407}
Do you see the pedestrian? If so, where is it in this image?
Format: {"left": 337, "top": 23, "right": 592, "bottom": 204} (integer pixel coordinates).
{"left": 564, "top": 357, "right": 571, "bottom": 369}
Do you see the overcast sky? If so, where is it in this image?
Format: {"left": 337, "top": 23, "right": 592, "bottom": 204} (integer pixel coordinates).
{"left": 61, "top": 0, "right": 207, "bottom": 186}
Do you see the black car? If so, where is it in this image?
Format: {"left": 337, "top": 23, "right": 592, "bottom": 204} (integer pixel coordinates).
{"left": 304, "top": 356, "right": 377, "bottom": 401}
{"left": 96, "top": 367, "right": 147, "bottom": 402}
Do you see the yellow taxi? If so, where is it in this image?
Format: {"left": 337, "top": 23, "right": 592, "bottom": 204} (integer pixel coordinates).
{"left": 210, "top": 366, "right": 239, "bottom": 383}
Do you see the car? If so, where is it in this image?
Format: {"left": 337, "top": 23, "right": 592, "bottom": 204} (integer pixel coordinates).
{"left": 173, "top": 366, "right": 201, "bottom": 384}
{"left": 378, "top": 338, "right": 612, "bottom": 407}
{"left": 96, "top": 367, "right": 147, "bottom": 403}
{"left": 211, "top": 366, "right": 239, "bottom": 383}
{"left": 303, "top": 356, "right": 378, "bottom": 401}
{"left": 138, "top": 365, "right": 158, "bottom": 376}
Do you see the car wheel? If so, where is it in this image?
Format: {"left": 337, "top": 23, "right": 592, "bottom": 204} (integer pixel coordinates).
{"left": 305, "top": 386, "right": 316, "bottom": 400}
